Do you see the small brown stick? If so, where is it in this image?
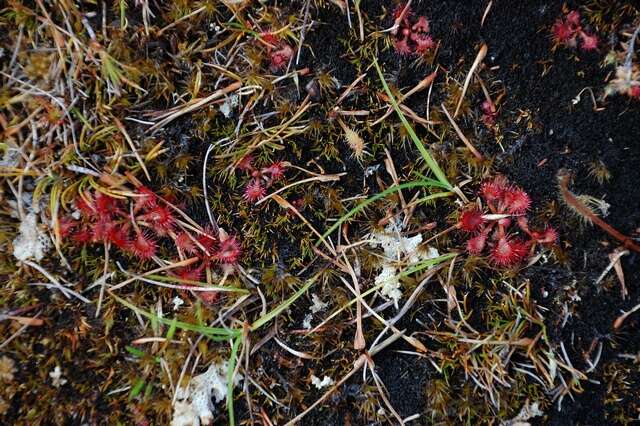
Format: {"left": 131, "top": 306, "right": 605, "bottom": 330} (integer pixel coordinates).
{"left": 613, "top": 302, "right": 640, "bottom": 330}
{"left": 296, "top": 0, "right": 312, "bottom": 65}
{"left": 384, "top": 148, "right": 407, "bottom": 217}
{"left": 114, "top": 118, "right": 151, "bottom": 180}
{"left": 108, "top": 257, "right": 199, "bottom": 291}
{"left": 373, "top": 71, "right": 438, "bottom": 126}
{"left": 387, "top": 0, "right": 412, "bottom": 35}
{"left": 378, "top": 93, "right": 435, "bottom": 126}
{"left": 156, "top": 6, "right": 207, "bottom": 36}
{"left": 147, "top": 81, "right": 242, "bottom": 132}
{"left": 1, "top": 315, "right": 44, "bottom": 326}
{"left": 256, "top": 171, "right": 344, "bottom": 205}
{"left": 342, "top": 253, "right": 366, "bottom": 350}
{"left": 285, "top": 330, "right": 404, "bottom": 426}
{"left": 558, "top": 172, "right": 640, "bottom": 253}
{"left": 340, "top": 276, "right": 427, "bottom": 352}
{"left": 610, "top": 250, "right": 628, "bottom": 299}
{"left": 454, "top": 43, "right": 488, "bottom": 117}
{"left": 285, "top": 354, "right": 368, "bottom": 426}
{"left": 423, "top": 225, "right": 458, "bottom": 246}
{"left": 441, "top": 104, "right": 484, "bottom": 160}
{"left": 481, "top": 1, "right": 493, "bottom": 27}
{"left": 367, "top": 361, "right": 404, "bottom": 424}
{"left": 335, "top": 73, "right": 367, "bottom": 106}
{"left": 311, "top": 246, "right": 349, "bottom": 273}
{"left": 0, "top": 315, "right": 40, "bottom": 350}
{"left": 595, "top": 249, "right": 629, "bottom": 299}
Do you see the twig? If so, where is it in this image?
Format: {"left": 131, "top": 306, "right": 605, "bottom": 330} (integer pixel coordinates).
{"left": 295, "top": 0, "right": 312, "bottom": 65}
{"left": 202, "top": 144, "right": 220, "bottom": 233}
{"left": 558, "top": 171, "right": 640, "bottom": 252}
{"left": 114, "top": 118, "right": 151, "bottom": 180}
{"left": 454, "top": 43, "right": 488, "bottom": 117}
{"left": 271, "top": 194, "right": 337, "bottom": 256}
{"left": 342, "top": 253, "right": 365, "bottom": 350}
{"left": 594, "top": 249, "right": 629, "bottom": 299}
{"left": 147, "top": 81, "right": 243, "bottom": 132}
{"left": 256, "top": 172, "right": 344, "bottom": 205}
{"left": 481, "top": 1, "right": 493, "bottom": 27}
{"left": 24, "top": 261, "right": 91, "bottom": 303}
{"left": 613, "top": 302, "right": 640, "bottom": 330}
{"left": 441, "top": 104, "right": 484, "bottom": 160}
{"left": 156, "top": 6, "right": 206, "bottom": 36}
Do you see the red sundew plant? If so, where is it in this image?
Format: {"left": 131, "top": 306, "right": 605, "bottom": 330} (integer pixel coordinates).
{"left": 457, "top": 176, "right": 557, "bottom": 267}
{"left": 258, "top": 31, "right": 295, "bottom": 72}
{"left": 59, "top": 188, "right": 242, "bottom": 292}
{"left": 236, "top": 156, "right": 288, "bottom": 203}
{"left": 244, "top": 179, "right": 267, "bottom": 202}
{"left": 480, "top": 99, "right": 498, "bottom": 127}
{"left": 216, "top": 237, "right": 242, "bottom": 264}
{"left": 551, "top": 10, "right": 598, "bottom": 52}
{"left": 174, "top": 232, "right": 198, "bottom": 255}
{"left": 129, "top": 231, "right": 158, "bottom": 259}
{"left": 391, "top": 4, "right": 435, "bottom": 56}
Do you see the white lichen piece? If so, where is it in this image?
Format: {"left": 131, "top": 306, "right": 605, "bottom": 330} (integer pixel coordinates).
{"left": 219, "top": 94, "right": 238, "bottom": 118}
{"left": 12, "top": 212, "right": 51, "bottom": 262}
{"left": 310, "top": 374, "right": 335, "bottom": 390}
{"left": 501, "top": 401, "right": 544, "bottom": 426}
{"left": 368, "top": 218, "right": 440, "bottom": 305}
{"left": 310, "top": 293, "right": 328, "bottom": 313}
{"left": 171, "top": 361, "right": 242, "bottom": 426}
{"left": 171, "top": 401, "right": 200, "bottom": 426}
{"left": 172, "top": 296, "right": 185, "bottom": 311}
{"left": 302, "top": 313, "right": 313, "bottom": 330}
{"left": 417, "top": 246, "right": 440, "bottom": 263}
{"left": 375, "top": 264, "right": 401, "bottom": 305}
{"left": 49, "top": 366, "right": 67, "bottom": 388}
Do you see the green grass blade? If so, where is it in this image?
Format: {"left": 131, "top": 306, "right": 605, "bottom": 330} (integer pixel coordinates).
{"left": 373, "top": 60, "right": 452, "bottom": 190}
{"left": 145, "top": 274, "right": 250, "bottom": 294}
{"left": 226, "top": 336, "right": 242, "bottom": 426}
{"left": 250, "top": 272, "right": 319, "bottom": 331}
{"left": 165, "top": 317, "right": 178, "bottom": 341}
{"left": 399, "top": 253, "right": 458, "bottom": 277}
{"left": 112, "top": 293, "right": 241, "bottom": 339}
{"left": 415, "top": 191, "right": 455, "bottom": 204}
{"left": 129, "top": 378, "right": 145, "bottom": 399}
{"left": 125, "top": 345, "right": 147, "bottom": 358}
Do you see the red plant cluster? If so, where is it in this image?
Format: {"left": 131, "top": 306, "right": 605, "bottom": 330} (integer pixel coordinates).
{"left": 59, "top": 187, "right": 241, "bottom": 302}
{"left": 552, "top": 10, "right": 598, "bottom": 51}
{"left": 259, "top": 31, "right": 294, "bottom": 72}
{"left": 237, "top": 156, "right": 287, "bottom": 203}
{"left": 457, "top": 176, "right": 557, "bottom": 267}
{"left": 392, "top": 4, "right": 435, "bottom": 56}
{"left": 480, "top": 99, "right": 498, "bottom": 127}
